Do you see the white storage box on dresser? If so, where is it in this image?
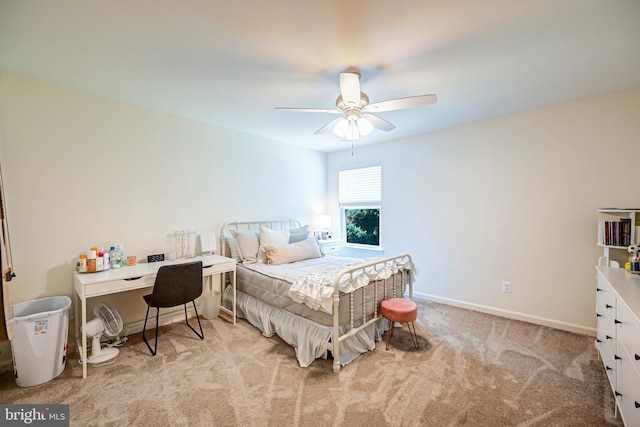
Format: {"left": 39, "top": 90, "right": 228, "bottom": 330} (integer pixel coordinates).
{"left": 595, "top": 266, "right": 640, "bottom": 426}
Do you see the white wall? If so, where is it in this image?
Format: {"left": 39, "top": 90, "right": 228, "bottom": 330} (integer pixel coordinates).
{"left": 2, "top": 70, "right": 639, "bottom": 368}
{"left": 328, "top": 88, "right": 640, "bottom": 334}
{"left": 0, "top": 73, "right": 327, "bottom": 363}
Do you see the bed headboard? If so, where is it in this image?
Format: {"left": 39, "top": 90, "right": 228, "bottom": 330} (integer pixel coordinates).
{"left": 219, "top": 218, "right": 302, "bottom": 258}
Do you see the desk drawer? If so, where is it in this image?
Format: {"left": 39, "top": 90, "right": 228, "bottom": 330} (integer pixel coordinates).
{"left": 84, "top": 275, "right": 155, "bottom": 297}
{"left": 202, "top": 262, "right": 236, "bottom": 275}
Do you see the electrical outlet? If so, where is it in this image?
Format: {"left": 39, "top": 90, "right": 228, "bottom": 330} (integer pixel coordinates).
{"left": 502, "top": 281, "right": 512, "bottom": 293}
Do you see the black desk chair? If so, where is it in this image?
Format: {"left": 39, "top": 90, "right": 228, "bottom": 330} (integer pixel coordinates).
{"left": 142, "top": 261, "right": 204, "bottom": 356}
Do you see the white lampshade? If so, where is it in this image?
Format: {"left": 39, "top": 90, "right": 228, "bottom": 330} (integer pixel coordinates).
{"left": 197, "top": 231, "right": 218, "bottom": 254}
{"left": 315, "top": 215, "right": 332, "bottom": 230}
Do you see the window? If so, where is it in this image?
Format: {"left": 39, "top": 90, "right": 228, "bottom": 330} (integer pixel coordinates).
{"left": 339, "top": 164, "right": 381, "bottom": 248}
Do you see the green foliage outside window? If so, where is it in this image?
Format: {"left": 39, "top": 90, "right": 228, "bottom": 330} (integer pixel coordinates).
{"left": 345, "top": 208, "right": 379, "bottom": 246}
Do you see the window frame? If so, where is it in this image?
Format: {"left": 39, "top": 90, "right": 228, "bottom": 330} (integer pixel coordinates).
{"left": 338, "top": 163, "right": 382, "bottom": 250}
{"left": 341, "top": 205, "right": 382, "bottom": 250}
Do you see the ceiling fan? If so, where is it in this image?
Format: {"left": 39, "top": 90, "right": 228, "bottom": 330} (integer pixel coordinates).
{"left": 275, "top": 71, "right": 437, "bottom": 141}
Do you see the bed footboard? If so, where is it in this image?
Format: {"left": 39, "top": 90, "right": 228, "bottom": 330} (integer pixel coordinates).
{"left": 329, "top": 253, "right": 414, "bottom": 373}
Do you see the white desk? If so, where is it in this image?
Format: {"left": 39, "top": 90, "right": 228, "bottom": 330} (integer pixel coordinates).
{"left": 73, "top": 254, "right": 236, "bottom": 379}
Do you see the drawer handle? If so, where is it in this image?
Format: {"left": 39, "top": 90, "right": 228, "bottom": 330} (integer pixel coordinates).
{"left": 606, "top": 335, "right": 613, "bottom": 340}
{"left": 596, "top": 313, "right": 603, "bottom": 317}
{"left": 615, "top": 391, "right": 622, "bottom": 398}
{"left": 596, "top": 288, "right": 603, "bottom": 292}
{"left": 615, "top": 355, "right": 622, "bottom": 361}
{"left": 606, "top": 304, "right": 613, "bottom": 309}
{"left": 615, "top": 319, "right": 622, "bottom": 324}
{"left": 635, "top": 354, "right": 640, "bottom": 361}
{"left": 596, "top": 339, "right": 602, "bottom": 343}
{"left": 635, "top": 401, "right": 640, "bottom": 409}
{"left": 124, "top": 277, "right": 143, "bottom": 281}
{"left": 606, "top": 365, "right": 613, "bottom": 371}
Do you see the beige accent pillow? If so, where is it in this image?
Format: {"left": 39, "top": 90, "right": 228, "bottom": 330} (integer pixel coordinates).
{"left": 257, "top": 226, "right": 290, "bottom": 263}
{"left": 262, "top": 236, "right": 322, "bottom": 265}
{"left": 230, "top": 229, "right": 260, "bottom": 264}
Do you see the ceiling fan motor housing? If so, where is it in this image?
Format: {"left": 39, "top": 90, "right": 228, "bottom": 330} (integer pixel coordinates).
{"left": 336, "top": 93, "right": 369, "bottom": 111}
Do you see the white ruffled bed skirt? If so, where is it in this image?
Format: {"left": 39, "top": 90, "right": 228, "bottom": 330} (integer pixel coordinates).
{"left": 224, "top": 286, "right": 390, "bottom": 368}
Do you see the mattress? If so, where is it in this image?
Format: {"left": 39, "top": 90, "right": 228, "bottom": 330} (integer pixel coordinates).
{"left": 235, "top": 260, "right": 408, "bottom": 327}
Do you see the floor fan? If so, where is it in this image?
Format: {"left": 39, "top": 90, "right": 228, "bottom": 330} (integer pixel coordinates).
{"left": 83, "top": 302, "right": 123, "bottom": 364}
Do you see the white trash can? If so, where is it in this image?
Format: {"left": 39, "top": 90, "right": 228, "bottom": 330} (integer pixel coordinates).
{"left": 202, "top": 290, "right": 221, "bottom": 319}
{"left": 10, "top": 296, "right": 72, "bottom": 387}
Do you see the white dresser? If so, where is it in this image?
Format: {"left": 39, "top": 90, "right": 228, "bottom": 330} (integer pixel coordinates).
{"left": 596, "top": 266, "right": 640, "bottom": 426}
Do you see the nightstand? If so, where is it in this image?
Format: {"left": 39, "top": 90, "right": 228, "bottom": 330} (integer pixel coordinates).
{"left": 318, "top": 239, "right": 342, "bottom": 256}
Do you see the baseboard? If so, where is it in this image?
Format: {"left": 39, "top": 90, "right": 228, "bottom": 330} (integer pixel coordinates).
{"left": 414, "top": 291, "right": 596, "bottom": 337}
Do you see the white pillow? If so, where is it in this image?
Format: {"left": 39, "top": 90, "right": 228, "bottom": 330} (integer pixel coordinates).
{"left": 258, "top": 226, "right": 290, "bottom": 263}
{"left": 262, "top": 236, "right": 322, "bottom": 265}
{"left": 289, "top": 225, "right": 311, "bottom": 243}
{"left": 230, "top": 229, "right": 260, "bottom": 264}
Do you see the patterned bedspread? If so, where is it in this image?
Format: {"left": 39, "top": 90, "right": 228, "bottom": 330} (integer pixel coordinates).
{"left": 242, "top": 256, "right": 415, "bottom": 314}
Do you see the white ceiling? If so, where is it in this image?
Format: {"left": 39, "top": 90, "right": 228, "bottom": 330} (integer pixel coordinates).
{"left": 1, "top": 1, "right": 639, "bottom": 152}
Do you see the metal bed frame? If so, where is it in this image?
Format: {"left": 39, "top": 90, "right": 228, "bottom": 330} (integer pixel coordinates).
{"left": 219, "top": 218, "right": 414, "bottom": 373}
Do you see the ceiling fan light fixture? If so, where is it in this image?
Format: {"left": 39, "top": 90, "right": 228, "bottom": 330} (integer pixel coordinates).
{"left": 346, "top": 119, "right": 360, "bottom": 141}
{"left": 333, "top": 115, "right": 372, "bottom": 141}
{"left": 332, "top": 118, "right": 349, "bottom": 138}
{"left": 357, "top": 117, "right": 373, "bottom": 136}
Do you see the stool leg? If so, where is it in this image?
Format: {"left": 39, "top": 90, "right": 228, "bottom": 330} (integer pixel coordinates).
{"left": 407, "top": 322, "right": 419, "bottom": 349}
{"left": 385, "top": 323, "right": 395, "bottom": 350}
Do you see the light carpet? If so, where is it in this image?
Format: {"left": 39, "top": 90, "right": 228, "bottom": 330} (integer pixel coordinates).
{"left": 0, "top": 300, "right": 622, "bottom": 426}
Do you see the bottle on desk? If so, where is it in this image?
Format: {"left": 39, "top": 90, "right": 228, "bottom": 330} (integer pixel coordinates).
{"left": 87, "top": 250, "right": 97, "bottom": 273}
{"left": 78, "top": 254, "right": 87, "bottom": 273}
{"left": 110, "top": 246, "right": 120, "bottom": 268}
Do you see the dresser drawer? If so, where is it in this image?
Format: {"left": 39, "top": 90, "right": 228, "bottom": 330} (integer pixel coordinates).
{"left": 597, "top": 315, "right": 616, "bottom": 350}
{"left": 617, "top": 347, "right": 640, "bottom": 427}
{"left": 596, "top": 275, "right": 616, "bottom": 317}
{"left": 600, "top": 340, "right": 616, "bottom": 390}
{"left": 618, "top": 301, "right": 640, "bottom": 377}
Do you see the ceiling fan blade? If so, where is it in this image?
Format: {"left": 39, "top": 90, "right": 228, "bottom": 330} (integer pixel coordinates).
{"left": 365, "top": 94, "right": 437, "bottom": 113}
{"left": 275, "top": 107, "right": 341, "bottom": 114}
{"left": 362, "top": 114, "right": 396, "bottom": 132}
{"left": 339, "top": 72, "right": 361, "bottom": 107}
{"left": 314, "top": 117, "right": 343, "bottom": 135}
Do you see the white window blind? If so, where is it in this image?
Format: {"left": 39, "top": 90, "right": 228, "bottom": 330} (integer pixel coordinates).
{"left": 339, "top": 165, "right": 381, "bottom": 206}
